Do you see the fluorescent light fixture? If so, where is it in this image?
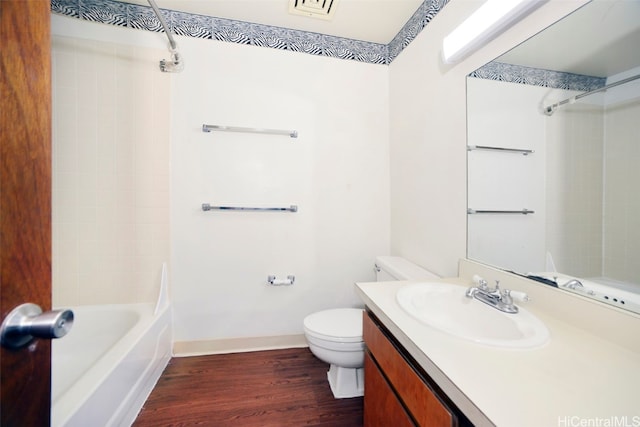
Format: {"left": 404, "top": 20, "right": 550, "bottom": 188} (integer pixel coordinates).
{"left": 442, "top": 0, "right": 546, "bottom": 64}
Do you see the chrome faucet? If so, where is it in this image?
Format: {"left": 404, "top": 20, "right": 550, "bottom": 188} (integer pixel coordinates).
{"left": 562, "top": 279, "right": 583, "bottom": 290}
{"left": 561, "top": 278, "right": 595, "bottom": 295}
{"left": 465, "top": 280, "right": 519, "bottom": 314}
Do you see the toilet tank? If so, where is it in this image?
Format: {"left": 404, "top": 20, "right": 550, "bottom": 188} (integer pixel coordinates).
{"left": 375, "top": 256, "right": 439, "bottom": 281}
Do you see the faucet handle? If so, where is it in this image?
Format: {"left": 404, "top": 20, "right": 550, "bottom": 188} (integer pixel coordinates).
{"left": 510, "top": 290, "right": 530, "bottom": 302}
{"left": 494, "top": 280, "right": 500, "bottom": 292}
{"left": 500, "top": 288, "right": 513, "bottom": 305}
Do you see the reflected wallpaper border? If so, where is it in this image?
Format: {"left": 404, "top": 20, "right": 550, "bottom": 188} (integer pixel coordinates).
{"left": 470, "top": 61, "right": 606, "bottom": 92}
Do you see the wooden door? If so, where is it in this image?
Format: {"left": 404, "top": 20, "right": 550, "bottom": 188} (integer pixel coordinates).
{"left": 0, "top": 0, "right": 53, "bottom": 425}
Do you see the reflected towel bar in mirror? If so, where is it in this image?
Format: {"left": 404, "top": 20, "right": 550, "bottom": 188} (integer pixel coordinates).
{"left": 467, "top": 209, "right": 534, "bottom": 215}
{"left": 202, "top": 203, "right": 298, "bottom": 213}
{"left": 467, "top": 145, "right": 534, "bottom": 155}
{"left": 202, "top": 124, "right": 298, "bottom": 138}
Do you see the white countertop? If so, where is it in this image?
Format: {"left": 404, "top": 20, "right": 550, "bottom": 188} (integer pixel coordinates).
{"left": 355, "top": 278, "right": 640, "bottom": 427}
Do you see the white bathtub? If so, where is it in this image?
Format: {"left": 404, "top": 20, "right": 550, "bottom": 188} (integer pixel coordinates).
{"left": 52, "top": 303, "right": 172, "bottom": 427}
{"left": 536, "top": 272, "right": 640, "bottom": 314}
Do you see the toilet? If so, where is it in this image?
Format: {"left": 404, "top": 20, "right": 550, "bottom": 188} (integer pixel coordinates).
{"left": 303, "top": 256, "right": 439, "bottom": 398}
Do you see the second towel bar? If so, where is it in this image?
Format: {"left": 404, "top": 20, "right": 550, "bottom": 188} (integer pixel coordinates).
{"left": 467, "top": 208, "right": 535, "bottom": 215}
{"left": 467, "top": 145, "right": 534, "bottom": 155}
{"left": 202, "top": 124, "right": 298, "bottom": 138}
{"left": 202, "top": 203, "right": 298, "bottom": 213}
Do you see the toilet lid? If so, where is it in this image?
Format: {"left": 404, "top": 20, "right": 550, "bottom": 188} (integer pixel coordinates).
{"left": 303, "top": 308, "right": 363, "bottom": 342}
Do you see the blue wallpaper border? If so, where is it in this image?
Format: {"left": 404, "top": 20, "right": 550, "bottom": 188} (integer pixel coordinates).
{"left": 469, "top": 61, "right": 606, "bottom": 92}
{"left": 51, "top": 0, "right": 450, "bottom": 65}
{"left": 51, "top": 0, "right": 605, "bottom": 92}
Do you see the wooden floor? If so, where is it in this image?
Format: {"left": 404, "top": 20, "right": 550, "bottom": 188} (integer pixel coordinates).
{"left": 133, "top": 348, "right": 363, "bottom": 427}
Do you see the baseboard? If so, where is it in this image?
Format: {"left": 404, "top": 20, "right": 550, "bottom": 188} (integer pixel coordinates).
{"left": 173, "top": 334, "right": 308, "bottom": 357}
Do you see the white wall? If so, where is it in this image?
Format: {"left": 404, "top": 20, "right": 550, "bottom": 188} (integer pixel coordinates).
{"left": 51, "top": 0, "right": 588, "bottom": 346}
{"left": 387, "top": 0, "right": 588, "bottom": 278}
{"left": 51, "top": 15, "right": 390, "bottom": 347}
{"left": 465, "top": 78, "right": 605, "bottom": 277}
{"left": 170, "top": 38, "right": 390, "bottom": 343}
{"left": 466, "top": 78, "right": 547, "bottom": 273}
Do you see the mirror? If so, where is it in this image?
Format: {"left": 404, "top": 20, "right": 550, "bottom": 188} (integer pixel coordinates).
{"left": 466, "top": 0, "right": 640, "bottom": 313}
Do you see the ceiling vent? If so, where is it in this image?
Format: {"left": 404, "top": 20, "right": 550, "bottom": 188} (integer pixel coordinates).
{"left": 289, "top": 0, "right": 339, "bottom": 20}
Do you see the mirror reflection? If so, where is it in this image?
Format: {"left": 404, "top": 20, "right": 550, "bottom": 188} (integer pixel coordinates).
{"left": 466, "top": 0, "right": 640, "bottom": 313}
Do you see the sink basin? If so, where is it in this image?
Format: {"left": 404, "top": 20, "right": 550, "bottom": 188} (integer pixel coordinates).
{"left": 396, "top": 282, "right": 550, "bottom": 349}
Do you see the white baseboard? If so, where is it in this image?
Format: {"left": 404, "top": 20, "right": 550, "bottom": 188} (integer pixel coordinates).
{"left": 173, "top": 334, "right": 308, "bottom": 357}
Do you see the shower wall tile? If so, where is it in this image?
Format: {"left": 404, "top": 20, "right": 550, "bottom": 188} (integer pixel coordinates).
{"left": 546, "top": 103, "right": 604, "bottom": 278}
{"left": 603, "top": 99, "right": 640, "bottom": 282}
{"left": 52, "top": 35, "right": 171, "bottom": 307}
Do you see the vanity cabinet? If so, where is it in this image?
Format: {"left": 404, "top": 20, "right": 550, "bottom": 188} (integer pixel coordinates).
{"left": 363, "top": 310, "right": 470, "bottom": 427}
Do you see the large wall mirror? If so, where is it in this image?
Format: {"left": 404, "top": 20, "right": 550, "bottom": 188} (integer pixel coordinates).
{"left": 466, "top": 0, "right": 640, "bottom": 313}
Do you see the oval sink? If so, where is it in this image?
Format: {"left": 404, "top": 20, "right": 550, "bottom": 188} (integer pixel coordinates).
{"left": 396, "top": 282, "right": 550, "bottom": 349}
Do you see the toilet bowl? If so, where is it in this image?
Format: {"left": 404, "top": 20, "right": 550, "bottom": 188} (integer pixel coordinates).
{"left": 303, "top": 256, "right": 439, "bottom": 398}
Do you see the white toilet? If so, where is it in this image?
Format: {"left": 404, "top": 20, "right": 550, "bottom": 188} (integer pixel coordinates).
{"left": 303, "top": 256, "right": 439, "bottom": 398}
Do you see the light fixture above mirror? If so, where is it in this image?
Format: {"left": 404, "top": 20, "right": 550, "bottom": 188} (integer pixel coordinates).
{"left": 442, "top": 0, "right": 547, "bottom": 64}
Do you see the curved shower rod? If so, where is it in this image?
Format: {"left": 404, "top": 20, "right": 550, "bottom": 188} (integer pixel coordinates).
{"left": 544, "top": 73, "right": 640, "bottom": 116}
{"left": 147, "top": 0, "right": 183, "bottom": 72}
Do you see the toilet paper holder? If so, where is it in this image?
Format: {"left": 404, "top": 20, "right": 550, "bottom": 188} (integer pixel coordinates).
{"left": 267, "top": 275, "right": 295, "bottom": 286}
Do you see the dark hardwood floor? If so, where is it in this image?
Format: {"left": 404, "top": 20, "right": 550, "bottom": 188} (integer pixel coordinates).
{"left": 133, "top": 348, "right": 364, "bottom": 427}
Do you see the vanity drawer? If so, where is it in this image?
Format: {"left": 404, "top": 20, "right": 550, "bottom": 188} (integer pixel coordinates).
{"left": 363, "top": 311, "right": 454, "bottom": 427}
{"left": 364, "top": 351, "right": 415, "bottom": 427}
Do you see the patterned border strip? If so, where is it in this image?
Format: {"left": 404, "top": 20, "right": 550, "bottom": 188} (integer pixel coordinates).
{"left": 51, "top": 0, "right": 449, "bottom": 65}
{"left": 388, "top": 0, "right": 449, "bottom": 63}
{"left": 470, "top": 61, "right": 606, "bottom": 92}
{"left": 50, "top": 0, "right": 607, "bottom": 91}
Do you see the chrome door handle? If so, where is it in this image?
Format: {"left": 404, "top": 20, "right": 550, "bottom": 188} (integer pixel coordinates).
{"left": 1, "top": 303, "right": 74, "bottom": 349}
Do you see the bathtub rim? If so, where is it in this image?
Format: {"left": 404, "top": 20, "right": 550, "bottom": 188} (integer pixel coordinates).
{"left": 51, "top": 302, "right": 171, "bottom": 427}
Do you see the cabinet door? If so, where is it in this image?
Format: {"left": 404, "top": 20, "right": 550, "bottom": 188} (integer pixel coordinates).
{"left": 364, "top": 352, "right": 415, "bottom": 427}
{"left": 364, "top": 312, "right": 455, "bottom": 427}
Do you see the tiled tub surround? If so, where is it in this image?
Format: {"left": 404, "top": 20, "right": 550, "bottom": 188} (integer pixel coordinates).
{"left": 356, "top": 259, "right": 640, "bottom": 426}
{"left": 52, "top": 36, "right": 171, "bottom": 306}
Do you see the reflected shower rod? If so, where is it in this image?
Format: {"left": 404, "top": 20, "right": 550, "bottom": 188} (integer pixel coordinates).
{"left": 544, "top": 73, "right": 640, "bottom": 116}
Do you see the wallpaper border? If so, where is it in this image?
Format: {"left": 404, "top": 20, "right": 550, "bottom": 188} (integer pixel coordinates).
{"left": 469, "top": 62, "right": 606, "bottom": 92}
{"left": 51, "top": 0, "right": 604, "bottom": 92}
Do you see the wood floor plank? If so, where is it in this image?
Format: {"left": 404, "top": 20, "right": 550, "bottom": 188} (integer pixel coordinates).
{"left": 134, "top": 348, "right": 363, "bottom": 426}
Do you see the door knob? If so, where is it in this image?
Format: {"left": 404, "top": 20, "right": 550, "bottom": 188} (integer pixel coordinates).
{"left": 1, "top": 303, "right": 74, "bottom": 349}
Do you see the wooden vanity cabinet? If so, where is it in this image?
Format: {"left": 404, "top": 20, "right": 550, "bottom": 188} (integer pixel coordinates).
{"left": 363, "top": 310, "right": 471, "bottom": 427}
{"left": 364, "top": 351, "right": 415, "bottom": 427}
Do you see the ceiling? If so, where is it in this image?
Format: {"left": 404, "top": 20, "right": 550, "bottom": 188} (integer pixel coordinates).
{"left": 124, "top": 0, "right": 425, "bottom": 45}
{"left": 497, "top": 0, "right": 640, "bottom": 78}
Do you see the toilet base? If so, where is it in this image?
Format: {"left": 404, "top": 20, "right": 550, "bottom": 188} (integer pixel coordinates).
{"left": 327, "top": 364, "right": 364, "bottom": 398}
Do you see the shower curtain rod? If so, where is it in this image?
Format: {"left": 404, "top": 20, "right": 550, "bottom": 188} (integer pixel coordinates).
{"left": 544, "top": 73, "right": 640, "bottom": 116}
{"left": 147, "top": 0, "right": 183, "bottom": 72}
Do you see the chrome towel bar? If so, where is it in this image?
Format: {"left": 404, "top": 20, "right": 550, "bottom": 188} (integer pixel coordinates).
{"left": 202, "top": 203, "right": 298, "bottom": 213}
{"left": 202, "top": 124, "right": 298, "bottom": 138}
{"left": 467, "top": 145, "right": 534, "bottom": 155}
{"left": 467, "top": 209, "right": 535, "bottom": 215}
